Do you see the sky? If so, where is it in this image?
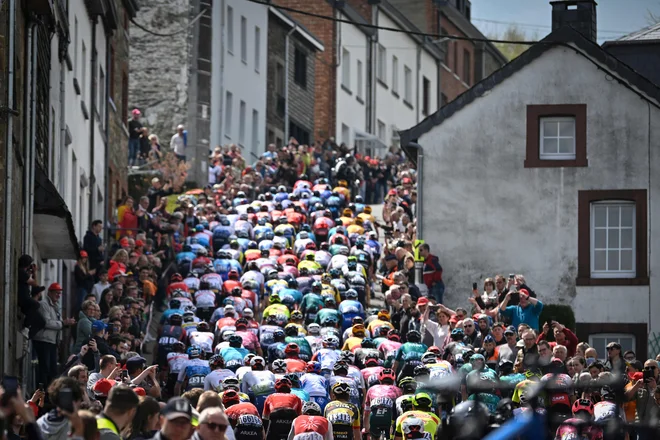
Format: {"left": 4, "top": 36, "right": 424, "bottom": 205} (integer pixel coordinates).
{"left": 470, "top": 0, "right": 658, "bottom": 43}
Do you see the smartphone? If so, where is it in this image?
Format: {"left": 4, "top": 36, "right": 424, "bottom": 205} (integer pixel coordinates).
{"left": 472, "top": 282, "right": 478, "bottom": 290}
{"left": 509, "top": 274, "right": 515, "bottom": 279}
{"left": 643, "top": 368, "right": 654, "bottom": 382}
{"left": 2, "top": 376, "right": 18, "bottom": 405}
{"left": 57, "top": 387, "right": 75, "bottom": 413}
{"left": 122, "top": 370, "right": 129, "bottom": 379}
{"left": 38, "top": 383, "right": 44, "bottom": 392}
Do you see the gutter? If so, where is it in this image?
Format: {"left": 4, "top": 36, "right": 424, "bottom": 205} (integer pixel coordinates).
{"left": 24, "top": 22, "right": 38, "bottom": 253}
{"left": 103, "top": 26, "right": 111, "bottom": 251}
{"left": 283, "top": 25, "right": 297, "bottom": 142}
{"left": 88, "top": 18, "right": 98, "bottom": 227}
{"left": 415, "top": 44, "right": 421, "bottom": 123}
{"left": 4, "top": 0, "right": 17, "bottom": 374}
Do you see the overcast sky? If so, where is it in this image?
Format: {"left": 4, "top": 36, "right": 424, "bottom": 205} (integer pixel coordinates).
{"left": 470, "top": 0, "right": 657, "bottom": 43}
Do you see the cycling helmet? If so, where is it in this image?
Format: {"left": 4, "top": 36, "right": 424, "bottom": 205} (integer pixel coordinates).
{"left": 284, "top": 373, "right": 301, "bottom": 388}
{"left": 247, "top": 241, "right": 258, "bottom": 250}
{"left": 187, "top": 345, "right": 202, "bottom": 358}
{"left": 333, "top": 361, "right": 349, "bottom": 374}
{"left": 572, "top": 399, "right": 595, "bottom": 416}
{"left": 284, "top": 325, "right": 299, "bottom": 337}
{"left": 284, "top": 343, "right": 300, "bottom": 356}
{"left": 273, "top": 329, "right": 285, "bottom": 340}
{"left": 364, "top": 353, "right": 380, "bottom": 367}
{"left": 222, "top": 377, "right": 240, "bottom": 391}
{"left": 272, "top": 359, "right": 287, "bottom": 373}
{"left": 269, "top": 293, "right": 281, "bottom": 304}
{"left": 422, "top": 352, "right": 439, "bottom": 365}
{"left": 407, "top": 330, "right": 422, "bottom": 343}
{"left": 168, "top": 313, "right": 183, "bottom": 326}
{"left": 400, "top": 397, "right": 415, "bottom": 414}
{"left": 243, "top": 353, "right": 256, "bottom": 366}
{"left": 387, "top": 329, "right": 401, "bottom": 342}
{"left": 169, "top": 299, "right": 182, "bottom": 310}
{"left": 340, "top": 351, "right": 355, "bottom": 364}
{"left": 427, "top": 346, "right": 442, "bottom": 356}
{"left": 322, "top": 335, "right": 339, "bottom": 348}
{"left": 250, "top": 356, "right": 265, "bottom": 368}
{"left": 331, "top": 382, "right": 351, "bottom": 396}
{"left": 307, "top": 323, "right": 321, "bottom": 336}
{"left": 302, "top": 401, "right": 322, "bottom": 416}
{"left": 379, "top": 368, "right": 396, "bottom": 384}
{"left": 401, "top": 416, "right": 425, "bottom": 439}
{"left": 494, "top": 398, "right": 515, "bottom": 424}
{"left": 344, "top": 289, "right": 358, "bottom": 300}
{"left": 291, "top": 310, "right": 303, "bottom": 320}
{"left": 209, "top": 354, "right": 225, "bottom": 369}
{"left": 399, "top": 377, "right": 417, "bottom": 393}
{"left": 221, "top": 389, "right": 240, "bottom": 407}
{"left": 414, "top": 365, "right": 430, "bottom": 378}
{"left": 447, "top": 401, "right": 491, "bottom": 440}
{"left": 451, "top": 328, "right": 465, "bottom": 338}
{"left": 196, "top": 322, "right": 210, "bottom": 332}
{"left": 361, "top": 337, "right": 376, "bottom": 348}
{"left": 274, "top": 378, "right": 292, "bottom": 393}
{"left": 171, "top": 273, "right": 183, "bottom": 283}
{"left": 228, "top": 335, "right": 243, "bottom": 346}
{"left": 306, "top": 361, "right": 322, "bottom": 374}
{"left": 235, "top": 318, "right": 249, "bottom": 330}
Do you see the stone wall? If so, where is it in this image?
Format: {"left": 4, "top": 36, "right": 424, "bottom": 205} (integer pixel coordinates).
{"left": 129, "top": 0, "right": 190, "bottom": 144}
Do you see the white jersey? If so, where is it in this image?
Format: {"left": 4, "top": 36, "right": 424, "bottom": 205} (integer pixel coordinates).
{"left": 300, "top": 373, "right": 328, "bottom": 397}
{"left": 306, "top": 335, "right": 323, "bottom": 354}
{"left": 189, "top": 331, "right": 215, "bottom": 353}
{"left": 235, "top": 366, "right": 252, "bottom": 382}
{"left": 240, "top": 370, "right": 276, "bottom": 396}
{"left": 204, "top": 369, "right": 237, "bottom": 392}
{"left": 195, "top": 290, "right": 217, "bottom": 308}
{"left": 167, "top": 352, "right": 190, "bottom": 374}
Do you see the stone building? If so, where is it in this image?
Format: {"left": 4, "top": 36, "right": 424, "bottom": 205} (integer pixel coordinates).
{"left": 266, "top": 8, "right": 324, "bottom": 148}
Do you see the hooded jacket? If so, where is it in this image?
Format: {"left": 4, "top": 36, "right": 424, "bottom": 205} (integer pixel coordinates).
{"left": 37, "top": 410, "right": 70, "bottom": 440}
{"left": 33, "top": 296, "right": 63, "bottom": 344}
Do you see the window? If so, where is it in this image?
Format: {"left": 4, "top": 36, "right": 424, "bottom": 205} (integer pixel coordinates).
{"left": 108, "top": 45, "right": 115, "bottom": 99}
{"left": 74, "top": 17, "right": 78, "bottom": 74}
{"left": 422, "top": 76, "right": 430, "bottom": 116}
{"left": 275, "top": 62, "right": 285, "bottom": 95}
{"left": 121, "top": 71, "right": 128, "bottom": 121}
{"left": 392, "top": 56, "right": 399, "bottom": 95}
{"left": 591, "top": 202, "right": 635, "bottom": 278}
{"left": 224, "top": 91, "right": 233, "bottom": 138}
{"left": 453, "top": 43, "right": 458, "bottom": 73}
{"left": 377, "top": 44, "right": 386, "bottom": 84}
{"left": 341, "top": 123, "right": 350, "bottom": 146}
{"left": 577, "top": 190, "right": 648, "bottom": 286}
{"left": 240, "top": 16, "right": 247, "bottom": 63}
{"left": 82, "top": 42, "right": 87, "bottom": 100}
{"left": 294, "top": 48, "right": 307, "bottom": 88}
{"left": 463, "top": 49, "right": 471, "bottom": 84}
{"left": 588, "top": 334, "right": 635, "bottom": 361}
{"left": 540, "top": 117, "right": 575, "bottom": 160}
{"left": 252, "top": 110, "right": 259, "bottom": 150}
{"left": 98, "top": 68, "right": 105, "bottom": 123}
{"left": 239, "top": 100, "right": 246, "bottom": 146}
{"left": 377, "top": 120, "right": 386, "bottom": 141}
{"left": 341, "top": 48, "right": 351, "bottom": 91}
{"left": 227, "top": 6, "right": 234, "bottom": 54}
{"left": 254, "top": 26, "right": 261, "bottom": 72}
{"left": 404, "top": 65, "right": 412, "bottom": 104}
{"left": 357, "top": 60, "right": 363, "bottom": 100}
{"left": 289, "top": 121, "right": 310, "bottom": 146}
{"left": 525, "top": 104, "right": 587, "bottom": 167}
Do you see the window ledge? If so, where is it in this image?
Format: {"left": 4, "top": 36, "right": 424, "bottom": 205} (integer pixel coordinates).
{"left": 341, "top": 84, "right": 353, "bottom": 96}
{"left": 576, "top": 277, "right": 649, "bottom": 286}
{"left": 524, "top": 158, "right": 588, "bottom": 168}
{"left": 356, "top": 96, "right": 364, "bottom": 105}
{"left": 81, "top": 101, "right": 89, "bottom": 120}
{"left": 403, "top": 100, "right": 414, "bottom": 110}
{"left": 108, "top": 97, "right": 117, "bottom": 113}
{"left": 392, "top": 90, "right": 399, "bottom": 99}
{"left": 377, "top": 78, "right": 388, "bottom": 90}
{"left": 73, "top": 77, "right": 81, "bottom": 95}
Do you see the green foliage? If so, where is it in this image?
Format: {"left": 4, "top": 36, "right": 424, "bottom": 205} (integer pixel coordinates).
{"left": 489, "top": 25, "right": 537, "bottom": 62}
{"left": 539, "top": 304, "right": 576, "bottom": 332}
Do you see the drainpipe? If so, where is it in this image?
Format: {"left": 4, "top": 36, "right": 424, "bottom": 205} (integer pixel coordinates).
{"left": 24, "top": 22, "right": 38, "bottom": 253}
{"left": 408, "top": 142, "right": 425, "bottom": 287}
{"left": 104, "top": 29, "right": 111, "bottom": 248}
{"left": 211, "top": 0, "right": 224, "bottom": 147}
{"left": 367, "top": 5, "right": 377, "bottom": 135}
{"left": 415, "top": 44, "right": 421, "bottom": 123}
{"left": 3, "top": 0, "right": 17, "bottom": 374}
{"left": 88, "top": 18, "right": 98, "bottom": 227}
{"left": 283, "top": 25, "right": 297, "bottom": 142}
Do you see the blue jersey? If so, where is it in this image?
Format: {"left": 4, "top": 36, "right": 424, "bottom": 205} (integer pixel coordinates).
{"left": 179, "top": 358, "right": 211, "bottom": 390}
{"left": 300, "top": 373, "right": 328, "bottom": 397}
{"left": 161, "top": 308, "right": 185, "bottom": 324}
{"left": 274, "top": 192, "right": 289, "bottom": 203}
{"left": 176, "top": 251, "right": 196, "bottom": 264}
{"left": 228, "top": 259, "right": 243, "bottom": 274}
{"left": 213, "top": 259, "right": 232, "bottom": 277}
{"left": 278, "top": 288, "right": 303, "bottom": 306}
{"left": 338, "top": 300, "right": 365, "bottom": 331}
{"left": 220, "top": 347, "right": 250, "bottom": 372}
{"left": 291, "top": 388, "right": 311, "bottom": 402}
{"left": 193, "top": 232, "right": 210, "bottom": 247}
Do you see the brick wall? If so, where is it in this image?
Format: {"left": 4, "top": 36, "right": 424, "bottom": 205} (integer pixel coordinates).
{"left": 273, "top": 0, "right": 335, "bottom": 141}
{"left": 266, "top": 16, "right": 286, "bottom": 134}
{"left": 439, "top": 15, "right": 473, "bottom": 103}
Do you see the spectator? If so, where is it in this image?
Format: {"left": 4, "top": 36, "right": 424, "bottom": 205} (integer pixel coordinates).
{"left": 194, "top": 407, "right": 231, "bottom": 440}
{"left": 37, "top": 377, "right": 84, "bottom": 440}
{"left": 74, "top": 251, "right": 96, "bottom": 309}
{"left": 604, "top": 341, "right": 626, "bottom": 374}
{"left": 125, "top": 396, "right": 162, "bottom": 440}
{"left": 128, "top": 109, "right": 143, "bottom": 166}
{"left": 497, "top": 326, "right": 519, "bottom": 364}
{"left": 74, "top": 300, "right": 97, "bottom": 353}
{"left": 97, "top": 385, "right": 140, "bottom": 440}
{"left": 83, "top": 220, "right": 105, "bottom": 273}
{"left": 91, "top": 270, "right": 110, "bottom": 303}
{"left": 536, "top": 320, "right": 578, "bottom": 357}
{"left": 418, "top": 244, "right": 444, "bottom": 305}
{"left": 462, "top": 318, "right": 483, "bottom": 348}
{"left": 153, "top": 397, "right": 195, "bottom": 440}
{"left": 147, "top": 178, "right": 173, "bottom": 212}
{"left": 18, "top": 254, "right": 46, "bottom": 336}
{"left": 33, "top": 283, "right": 76, "bottom": 386}
{"left": 170, "top": 125, "right": 187, "bottom": 162}
{"left": 497, "top": 288, "right": 543, "bottom": 331}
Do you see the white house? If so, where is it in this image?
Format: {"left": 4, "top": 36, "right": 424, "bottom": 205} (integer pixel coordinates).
{"left": 374, "top": 3, "right": 442, "bottom": 150}
{"left": 211, "top": 0, "right": 268, "bottom": 160}
{"left": 400, "top": 3, "right": 660, "bottom": 358}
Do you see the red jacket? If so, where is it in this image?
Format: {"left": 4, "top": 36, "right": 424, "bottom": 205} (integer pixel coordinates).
{"left": 536, "top": 327, "right": 579, "bottom": 357}
{"left": 422, "top": 254, "right": 443, "bottom": 289}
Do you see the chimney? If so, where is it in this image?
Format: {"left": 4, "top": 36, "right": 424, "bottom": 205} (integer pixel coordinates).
{"left": 550, "top": 0, "right": 597, "bottom": 42}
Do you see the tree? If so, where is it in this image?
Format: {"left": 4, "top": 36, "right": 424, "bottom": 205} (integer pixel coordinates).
{"left": 489, "top": 25, "right": 537, "bottom": 62}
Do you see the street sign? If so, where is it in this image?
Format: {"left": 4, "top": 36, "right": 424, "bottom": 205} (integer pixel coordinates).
{"left": 413, "top": 239, "right": 425, "bottom": 262}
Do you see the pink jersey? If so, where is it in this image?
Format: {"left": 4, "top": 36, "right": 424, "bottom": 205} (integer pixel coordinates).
{"left": 361, "top": 366, "right": 385, "bottom": 389}
{"left": 364, "top": 384, "right": 402, "bottom": 411}
{"left": 235, "top": 330, "right": 260, "bottom": 352}
{"left": 378, "top": 340, "right": 402, "bottom": 361}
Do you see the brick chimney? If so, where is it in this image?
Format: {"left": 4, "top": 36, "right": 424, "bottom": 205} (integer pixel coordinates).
{"left": 550, "top": 0, "right": 597, "bottom": 42}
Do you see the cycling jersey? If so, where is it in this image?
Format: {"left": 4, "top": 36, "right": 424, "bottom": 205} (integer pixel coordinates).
{"left": 194, "top": 290, "right": 217, "bottom": 308}
{"left": 203, "top": 369, "right": 237, "bottom": 391}
{"left": 219, "top": 346, "right": 250, "bottom": 372}
{"left": 394, "top": 410, "right": 441, "bottom": 440}
{"left": 285, "top": 336, "right": 313, "bottom": 361}
{"left": 241, "top": 370, "right": 276, "bottom": 396}
{"left": 235, "top": 330, "right": 260, "bottom": 352}
{"left": 300, "top": 373, "right": 328, "bottom": 397}
{"left": 341, "top": 337, "right": 364, "bottom": 353}
{"left": 292, "top": 387, "right": 311, "bottom": 402}
{"left": 284, "top": 358, "right": 308, "bottom": 374}
{"left": 263, "top": 393, "right": 303, "bottom": 419}
{"left": 312, "top": 348, "right": 341, "bottom": 372}
{"left": 365, "top": 385, "right": 401, "bottom": 438}
{"left": 166, "top": 352, "right": 189, "bottom": 374}
{"left": 188, "top": 331, "right": 214, "bottom": 354}
{"left": 263, "top": 304, "right": 291, "bottom": 327}
{"left": 327, "top": 376, "right": 361, "bottom": 408}
{"left": 177, "top": 358, "right": 211, "bottom": 390}
{"left": 378, "top": 340, "right": 402, "bottom": 367}
{"left": 289, "top": 415, "right": 333, "bottom": 440}
{"left": 361, "top": 366, "right": 385, "bottom": 389}
{"left": 324, "top": 400, "right": 360, "bottom": 440}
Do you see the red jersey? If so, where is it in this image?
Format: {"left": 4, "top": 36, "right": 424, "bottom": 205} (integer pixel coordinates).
{"left": 167, "top": 282, "right": 190, "bottom": 297}
{"left": 262, "top": 393, "right": 302, "bottom": 419}
{"left": 216, "top": 317, "right": 237, "bottom": 332}
{"left": 223, "top": 279, "right": 241, "bottom": 294}
{"left": 284, "top": 358, "right": 307, "bottom": 374}
{"left": 292, "top": 415, "right": 331, "bottom": 438}
{"left": 225, "top": 402, "right": 260, "bottom": 426}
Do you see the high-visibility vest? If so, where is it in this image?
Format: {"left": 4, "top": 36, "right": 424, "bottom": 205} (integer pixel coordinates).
{"left": 97, "top": 417, "right": 119, "bottom": 435}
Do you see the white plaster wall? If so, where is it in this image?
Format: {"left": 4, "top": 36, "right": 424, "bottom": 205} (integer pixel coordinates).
{"left": 419, "top": 49, "right": 438, "bottom": 119}
{"left": 336, "top": 14, "right": 367, "bottom": 146}
{"left": 415, "top": 46, "right": 660, "bottom": 334}
{"left": 222, "top": 0, "right": 268, "bottom": 159}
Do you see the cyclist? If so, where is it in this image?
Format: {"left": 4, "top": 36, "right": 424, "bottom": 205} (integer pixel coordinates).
{"left": 284, "top": 325, "right": 313, "bottom": 362}
{"left": 204, "top": 354, "right": 236, "bottom": 392}
{"left": 283, "top": 343, "right": 308, "bottom": 374}
{"left": 300, "top": 361, "right": 329, "bottom": 412}
{"left": 393, "top": 330, "right": 428, "bottom": 380}
{"left": 267, "top": 329, "right": 288, "bottom": 364}
{"left": 174, "top": 345, "right": 210, "bottom": 395}
{"left": 327, "top": 361, "right": 361, "bottom": 408}
{"left": 165, "top": 341, "right": 188, "bottom": 397}
{"left": 187, "top": 321, "right": 214, "bottom": 356}
{"left": 364, "top": 368, "right": 402, "bottom": 440}
{"left": 286, "top": 373, "right": 311, "bottom": 402}
{"left": 241, "top": 356, "right": 276, "bottom": 414}
{"left": 444, "top": 400, "right": 490, "bottom": 440}
{"left": 394, "top": 393, "right": 441, "bottom": 440}
{"left": 396, "top": 377, "right": 418, "bottom": 417}
{"left": 325, "top": 382, "right": 361, "bottom": 440}
{"left": 262, "top": 378, "right": 303, "bottom": 440}
{"left": 355, "top": 337, "right": 382, "bottom": 369}
{"left": 312, "top": 335, "right": 342, "bottom": 377}
{"left": 220, "top": 335, "right": 250, "bottom": 372}
{"left": 288, "top": 401, "right": 334, "bottom": 440}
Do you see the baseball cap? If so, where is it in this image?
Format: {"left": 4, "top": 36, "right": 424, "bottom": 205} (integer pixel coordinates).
{"left": 417, "top": 297, "right": 429, "bottom": 306}
{"left": 483, "top": 335, "right": 495, "bottom": 344}
{"left": 93, "top": 378, "right": 116, "bottom": 396}
{"left": 505, "top": 325, "right": 517, "bottom": 335}
{"left": 162, "top": 397, "right": 193, "bottom": 421}
{"left": 133, "top": 387, "right": 147, "bottom": 397}
{"left": 125, "top": 356, "right": 147, "bottom": 370}
{"left": 80, "top": 250, "right": 88, "bottom": 258}
{"left": 48, "top": 283, "right": 63, "bottom": 292}
{"left": 606, "top": 342, "right": 621, "bottom": 350}
{"left": 91, "top": 320, "right": 107, "bottom": 333}
{"left": 518, "top": 288, "right": 530, "bottom": 299}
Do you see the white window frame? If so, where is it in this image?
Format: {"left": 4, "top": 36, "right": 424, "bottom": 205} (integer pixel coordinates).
{"left": 341, "top": 123, "right": 350, "bottom": 146}
{"left": 342, "top": 48, "right": 351, "bottom": 90}
{"left": 590, "top": 201, "right": 636, "bottom": 278}
{"left": 588, "top": 333, "right": 636, "bottom": 361}
{"left": 224, "top": 91, "right": 233, "bottom": 138}
{"left": 377, "top": 120, "right": 386, "bottom": 141}
{"left": 392, "top": 55, "right": 399, "bottom": 94}
{"left": 357, "top": 60, "right": 363, "bottom": 100}
{"left": 239, "top": 100, "right": 246, "bottom": 146}
{"left": 377, "top": 44, "right": 386, "bottom": 83}
{"left": 539, "top": 116, "right": 576, "bottom": 160}
{"left": 227, "top": 6, "right": 234, "bottom": 54}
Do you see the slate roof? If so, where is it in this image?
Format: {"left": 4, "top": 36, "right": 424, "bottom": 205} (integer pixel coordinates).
{"left": 616, "top": 22, "right": 660, "bottom": 42}
{"left": 400, "top": 25, "right": 660, "bottom": 149}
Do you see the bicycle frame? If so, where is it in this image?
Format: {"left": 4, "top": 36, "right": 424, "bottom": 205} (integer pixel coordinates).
{"left": 483, "top": 410, "right": 547, "bottom": 440}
